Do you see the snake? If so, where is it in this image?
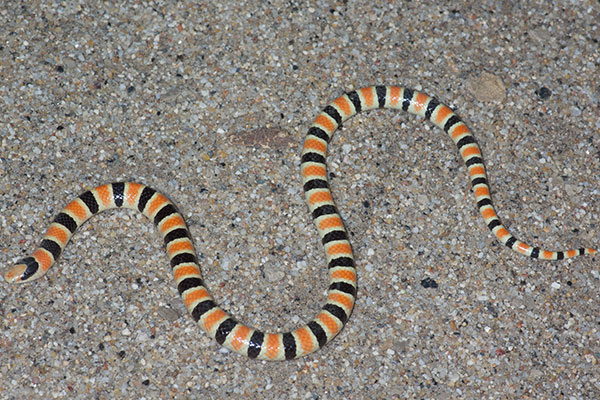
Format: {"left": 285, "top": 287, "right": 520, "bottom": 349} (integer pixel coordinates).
{"left": 4, "top": 85, "right": 596, "bottom": 361}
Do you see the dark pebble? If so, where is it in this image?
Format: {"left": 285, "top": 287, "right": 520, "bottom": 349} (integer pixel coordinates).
{"left": 420, "top": 277, "right": 438, "bottom": 289}
{"left": 486, "top": 303, "right": 499, "bottom": 317}
{"left": 536, "top": 87, "right": 552, "bottom": 100}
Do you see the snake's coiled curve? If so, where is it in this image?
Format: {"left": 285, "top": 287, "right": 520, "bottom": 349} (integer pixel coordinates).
{"left": 4, "top": 86, "right": 596, "bottom": 360}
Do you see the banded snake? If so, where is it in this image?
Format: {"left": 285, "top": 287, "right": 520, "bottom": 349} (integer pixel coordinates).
{"left": 5, "top": 86, "right": 596, "bottom": 360}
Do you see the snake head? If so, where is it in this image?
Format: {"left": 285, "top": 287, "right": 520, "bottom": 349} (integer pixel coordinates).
{"left": 4, "top": 257, "right": 38, "bottom": 284}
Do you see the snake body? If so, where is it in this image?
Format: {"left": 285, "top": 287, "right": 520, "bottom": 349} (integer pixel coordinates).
{"left": 4, "top": 86, "right": 596, "bottom": 360}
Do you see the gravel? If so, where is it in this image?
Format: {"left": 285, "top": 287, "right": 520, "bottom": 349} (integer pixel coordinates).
{"left": 1, "top": 1, "right": 599, "bottom": 399}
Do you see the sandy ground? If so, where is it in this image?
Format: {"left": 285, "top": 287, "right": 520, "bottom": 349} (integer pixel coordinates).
{"left": 1, "top": 1, "right": 599, "bottom": 399}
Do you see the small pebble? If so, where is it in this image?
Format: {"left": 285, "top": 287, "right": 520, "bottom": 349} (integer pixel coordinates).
{"left": 420, "top": 277, "right": 438, "bottom": 289}
{"left": 466, "top": 72, "right": 506, "bottom": 103}
{"left": 536, "top": 87, "right": 552, "bottom": 99}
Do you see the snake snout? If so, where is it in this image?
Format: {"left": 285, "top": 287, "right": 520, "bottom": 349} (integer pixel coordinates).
{"left": 4, "top": 263, "right": 26, "bottom": 283}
